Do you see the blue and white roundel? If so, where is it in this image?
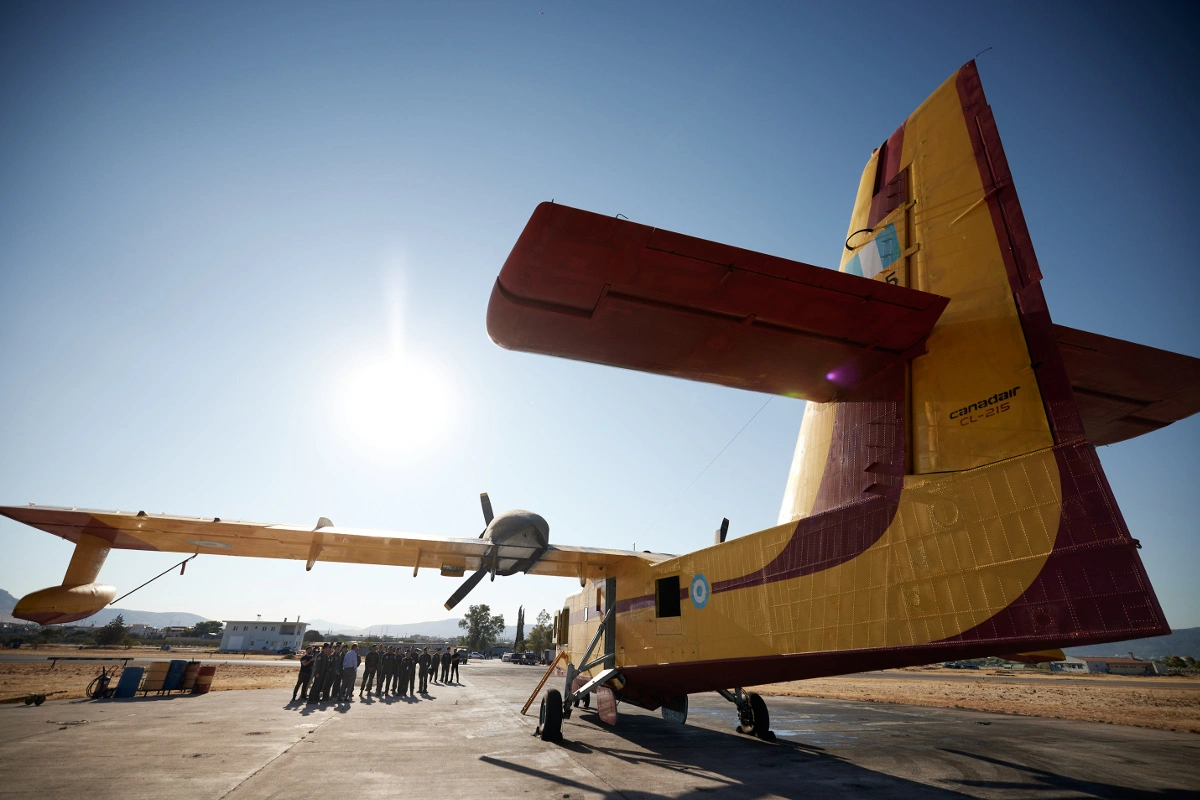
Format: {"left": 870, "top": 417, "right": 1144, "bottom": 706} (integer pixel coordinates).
{"left": 690, "top": 574, "right": 710, "bottom": 609}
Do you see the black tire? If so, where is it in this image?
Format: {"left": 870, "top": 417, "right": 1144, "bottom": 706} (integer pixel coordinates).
{"left": 24, "top": 696, "right": 33, "bottom": 705}
{"left": 539, "top": 689, "right": 563, "bottom": 742}
{"left": 747, "top": 692, "right": 771, "bottom": 740}
{"left": 34, "top": 695, "right": 45, "bottom": 706}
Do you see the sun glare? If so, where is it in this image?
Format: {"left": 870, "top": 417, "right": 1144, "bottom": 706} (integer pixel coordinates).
{"left": 344, "top": 357, "right": 450, "bottom": 452}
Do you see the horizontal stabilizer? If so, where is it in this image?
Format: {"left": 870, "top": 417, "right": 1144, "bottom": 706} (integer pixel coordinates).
{"left": 488, "top": 203, "right": 949, "bottom": 401}
{"left": 1055, "top": 325, "right": 1200, "bottom": 445}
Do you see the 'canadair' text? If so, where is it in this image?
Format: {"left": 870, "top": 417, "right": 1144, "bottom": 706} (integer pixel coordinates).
{"left": 949, "top": 386, "right": 1021, "bottom": 420}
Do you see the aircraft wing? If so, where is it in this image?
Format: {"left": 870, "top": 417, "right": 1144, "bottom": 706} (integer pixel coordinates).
{"left": 1055, "top": 324, "right": 1200, "bottom": 445}
{"left": 0, "top": 505, "right": 670, "bottom": 580}
{"left": 487, "top": 203, "right": 950, "bottom": 402}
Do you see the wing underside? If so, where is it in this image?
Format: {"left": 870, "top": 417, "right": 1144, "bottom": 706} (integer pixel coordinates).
{"left": 0, "top": 505, "right": 668, "bottom": 580}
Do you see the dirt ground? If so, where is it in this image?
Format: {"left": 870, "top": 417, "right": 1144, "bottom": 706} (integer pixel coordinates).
{"left": 0, "top": 652, "right": 295, "bottom": 705}
{"left": 754, "top": 667, "right": 1200, "bottom": 734}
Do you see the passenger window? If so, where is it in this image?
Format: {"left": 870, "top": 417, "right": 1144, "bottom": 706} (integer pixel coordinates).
{"left": 655, "top": 576, "right": 681, "bottom": 618}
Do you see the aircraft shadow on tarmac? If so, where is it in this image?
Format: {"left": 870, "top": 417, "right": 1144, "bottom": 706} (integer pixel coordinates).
{"left": 939, "top": 749, "right": 1195, "bottom": 800}
{"left": 482, "top": 711, "right": 1181, "bottom": 800}
{"left": 484, "top": 710, "right": 969, "bottom": 800}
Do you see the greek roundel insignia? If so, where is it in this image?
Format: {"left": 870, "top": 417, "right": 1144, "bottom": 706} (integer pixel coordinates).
{"left": 690, "top": 574, "right": 709, "bottom": 609}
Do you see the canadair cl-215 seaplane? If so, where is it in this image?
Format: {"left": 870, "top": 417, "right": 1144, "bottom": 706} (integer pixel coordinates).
{"left": 4, "top": 61, "right": 1199, "bottom": 741}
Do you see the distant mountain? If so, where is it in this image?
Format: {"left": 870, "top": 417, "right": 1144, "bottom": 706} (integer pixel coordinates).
{"left": 1065, "top": 627, "right": 1200, "bottom": 660}
{"left": 68, "top": 608, "right": 210, "bottom": 629}
{"left": 305, "top": 619, "right": 366, "bottom": 635}
{"left": 0, "top": 588, "right": 19, "bottom": 624}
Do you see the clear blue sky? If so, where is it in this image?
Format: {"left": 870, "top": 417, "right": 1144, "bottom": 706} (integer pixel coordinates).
{"left": 2, "top": 2, "right": 1197, "bottom": 632}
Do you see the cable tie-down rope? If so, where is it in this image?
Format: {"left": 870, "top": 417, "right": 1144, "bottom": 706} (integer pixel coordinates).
{"left": 109, "top": 553, "right": 198, "bottom": 606}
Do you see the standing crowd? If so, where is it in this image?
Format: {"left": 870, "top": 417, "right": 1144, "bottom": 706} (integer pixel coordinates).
{"left": 291, "top": 642, "right": 465, "bottom": 704}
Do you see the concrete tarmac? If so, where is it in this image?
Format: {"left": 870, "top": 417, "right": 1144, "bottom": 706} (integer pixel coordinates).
{"left": 0, "top": 662, "right": 1196, "bottom": 799}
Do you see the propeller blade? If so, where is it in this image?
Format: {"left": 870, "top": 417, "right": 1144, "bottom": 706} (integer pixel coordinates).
{"left": 444, "top": 567, "right": 489, "bottom": 611}
{"left": 480, "top": 493, "right": 494, "bottom": 525}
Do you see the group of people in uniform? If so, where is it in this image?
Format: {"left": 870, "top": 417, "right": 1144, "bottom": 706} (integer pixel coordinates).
{"left": 291, "top": 642, "right": 465, "bottom": 704}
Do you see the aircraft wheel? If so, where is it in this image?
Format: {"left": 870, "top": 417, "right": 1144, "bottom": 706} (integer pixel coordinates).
{"left": 24, "top": 695, "right": 33, "bottom": 705}
{"left": 539, "top": 689, "right": 563, "bottom": 742}
{"left": 34, "top": 694, "right": 45, "bottom": 706}
{"left": 747, "top": 692, "right": 771, "bottom": 740}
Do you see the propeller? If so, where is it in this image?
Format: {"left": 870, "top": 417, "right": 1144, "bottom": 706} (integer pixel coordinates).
{"left": 448, "top": 492, "right": 501, "bottom": 610}
{"left": 444, "top": 567, "right": 489, "bottom": 611}
{"left": 444, "top": 493, "right": 550, "bottom": 611}
{"left": 477, "top": 491, "right": 492, "bottom": 542}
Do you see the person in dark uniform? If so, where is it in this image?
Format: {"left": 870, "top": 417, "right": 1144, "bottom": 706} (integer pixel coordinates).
{"left": 449, "top": 648, "right": 460, "bottom": 683}
{"left": 361, "top": 645, "right": 379, "bottom": 696}
{"left": 418, "top": 647, "right": 431, "bottom": 693}
{"left": 400, "top": 642, "right": 415, "bottom": 695}
{"left": 378, "top": 646, "right": 394, "bottom": 694}
{"left": 440, "top": 647, "right": 452, "bottom": 682}
{"left": 398, "top": 647, "right": 412, "bottom": 696}
{"left": 388, "top": 645, "right": 400, "bottom": 694}
{"left": 307, "top": 643, "right": 331, "bottom": 703}
{"left": 293, "top": 646, "right": 315, "bottom": 702}
{"left": 322, "top": 643, "right": 342, "bottom": 700}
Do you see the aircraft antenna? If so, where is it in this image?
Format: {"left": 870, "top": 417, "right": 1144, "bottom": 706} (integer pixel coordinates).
{"left": 639, "top": 396, "right": 773, "bottom": 538}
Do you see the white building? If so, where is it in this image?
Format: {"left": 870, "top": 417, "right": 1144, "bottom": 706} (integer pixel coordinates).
{"left": 219, "top": 620, "right": 308, "bottom": 653}
{"left": 1049, "top": 656, "right": 1088, "bottom": 672}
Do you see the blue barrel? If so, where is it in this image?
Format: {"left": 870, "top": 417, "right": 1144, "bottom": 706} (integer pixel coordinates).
{"left": 163, "top": 659, "right": 188, "bottom": 692}
{"left": 114, "top": 666, "right": 144, "bottom": 698}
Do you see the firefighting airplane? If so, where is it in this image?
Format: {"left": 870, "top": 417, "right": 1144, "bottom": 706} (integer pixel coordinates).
{"left": 4, "top": 61, "right": 1199, "bottom": 741}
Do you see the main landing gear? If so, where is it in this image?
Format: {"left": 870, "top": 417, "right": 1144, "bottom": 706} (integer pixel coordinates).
{"left": 538, "top": 689, "right": 564, "bottom": 742}
{"left": 718, "top": 688, "right": 775, "bottom": 742}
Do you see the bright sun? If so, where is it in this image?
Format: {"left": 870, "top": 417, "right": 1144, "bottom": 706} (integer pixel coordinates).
{"left": 343, "top": 357, "right": 450, "bottom": 452}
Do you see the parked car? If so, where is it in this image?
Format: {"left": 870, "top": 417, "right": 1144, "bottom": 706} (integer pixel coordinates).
{"left": 521, "top": 652, "right": 541, "bottom": 665}
{"left": 501, "top": 652, "right": 516, "bottom": 663}
{"left": 469, "top": 652, "right": 484, "bottom": 660}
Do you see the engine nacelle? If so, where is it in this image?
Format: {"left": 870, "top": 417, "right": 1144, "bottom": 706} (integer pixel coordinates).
{"left": 14, "top": 583, "right": 117, "bottom": 625}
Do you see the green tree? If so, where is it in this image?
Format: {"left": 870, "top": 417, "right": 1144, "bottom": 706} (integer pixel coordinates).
{"left": 303, "top": 629, "right": 324, "bottom": 643}
{"left": 95, "top": 614, "right": 128, "bottom": 646}
{"left": 527, "top": 609, "right": 553, "bottom": 655}
{"left": 191, "top": 620, "right": 223, "bottom": 637}
{"left": 514, "top": 606, "right": 525, "bottom": 652}
{"left": 459, "top": 604, "right": 505, "bottom": 653}
{"left": 37, "top": 627, "right": 61, "bottom": 645}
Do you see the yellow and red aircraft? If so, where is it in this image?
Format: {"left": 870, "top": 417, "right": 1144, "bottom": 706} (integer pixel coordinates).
{"left": 4, "top": 61, "right": 1199, "bottom": 741}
